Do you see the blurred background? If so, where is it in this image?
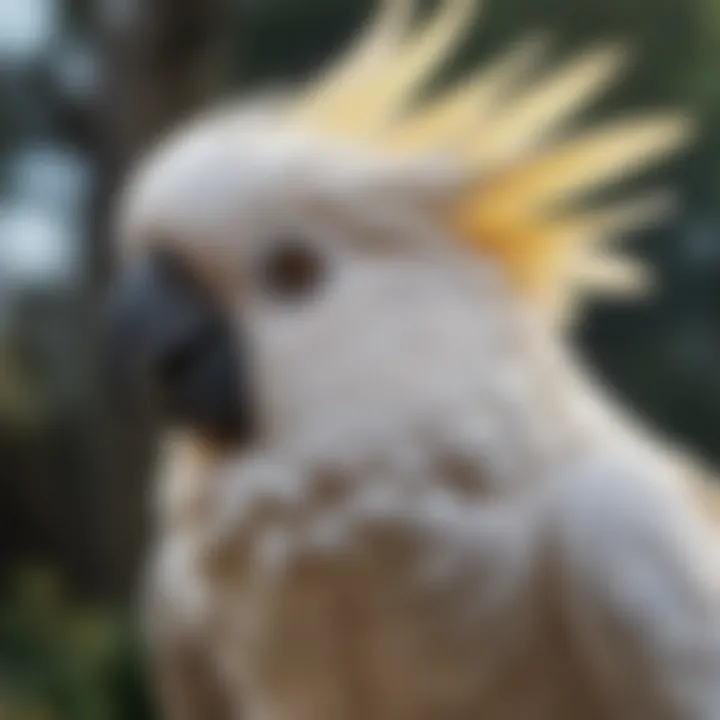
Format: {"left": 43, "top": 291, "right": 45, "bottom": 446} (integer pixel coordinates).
{"left": 0, "top": 0, "right": 717, "bottom": 717}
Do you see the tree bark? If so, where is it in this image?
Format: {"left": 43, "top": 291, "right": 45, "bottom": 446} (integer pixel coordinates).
{"left": 85, "top": 0, "right": 233, "bottom": 599}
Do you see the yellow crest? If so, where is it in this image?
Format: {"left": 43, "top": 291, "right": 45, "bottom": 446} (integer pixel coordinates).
{"left": 294, "top": 0, "right": 692, "bottom": 321}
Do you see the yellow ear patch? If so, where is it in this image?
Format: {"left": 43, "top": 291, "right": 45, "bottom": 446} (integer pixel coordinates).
{"left": 293, "top": 0, "right": 692, "bottom": 321}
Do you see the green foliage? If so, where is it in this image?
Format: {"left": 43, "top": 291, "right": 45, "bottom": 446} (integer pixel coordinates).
{"left": 0, "top": 570, "right": 152, "bottom": 720}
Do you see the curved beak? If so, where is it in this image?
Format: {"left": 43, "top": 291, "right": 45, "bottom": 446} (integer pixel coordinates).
{"left": 107, "top": 253, "right": 256, "bottom": 446}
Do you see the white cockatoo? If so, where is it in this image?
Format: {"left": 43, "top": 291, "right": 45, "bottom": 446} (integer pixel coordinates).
{"left": 109, "top": 1, "right": 720, "bottom": 718}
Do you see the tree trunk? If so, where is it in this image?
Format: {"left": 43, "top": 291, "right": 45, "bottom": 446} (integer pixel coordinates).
{"left": 85, "top": 0, "right": 233, "bottom": 600}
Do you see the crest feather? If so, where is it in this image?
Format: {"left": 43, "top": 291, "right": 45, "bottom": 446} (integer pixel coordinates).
{"left": 522, "top": 193, "right": 672, "bottom": 292}
{"left": 466, "top": 44, "right": 629, "bottom": 168}
{"left": 387, "top": 34, "right": 549, "bottom": 153}
{"left": 296, "top": 0, "right": 414, "bottom": 129}
{"left": 298, "top": 0, "right": 480, "bottom": 137}
{"left": 292, "top": 0, "right": 692, "bottom": 322}
{"left": 468, "top": 116, "right": 691, "bottom": 216}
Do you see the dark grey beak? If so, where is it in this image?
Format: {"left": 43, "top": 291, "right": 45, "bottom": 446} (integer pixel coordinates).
{"left": 108, "top": 251, "right": 255, "bottom": 445}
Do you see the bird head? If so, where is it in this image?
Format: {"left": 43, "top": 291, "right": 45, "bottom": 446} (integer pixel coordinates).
{"left": 109, "top": 0, "right": 691, "bottom": 455}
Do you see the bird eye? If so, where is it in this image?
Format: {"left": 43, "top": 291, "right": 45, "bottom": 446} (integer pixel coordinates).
{"left": 259, "top": 237, "right": 326, "bottom": 302}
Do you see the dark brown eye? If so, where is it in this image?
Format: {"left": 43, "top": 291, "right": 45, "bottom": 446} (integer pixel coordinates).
{"left": 260, "top": 238, "right": 326, "bottom": 301}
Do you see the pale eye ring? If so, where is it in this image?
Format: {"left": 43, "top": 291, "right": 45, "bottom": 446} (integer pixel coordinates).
{"left": 258, "top": 236, "right": 327, "bottom": 302}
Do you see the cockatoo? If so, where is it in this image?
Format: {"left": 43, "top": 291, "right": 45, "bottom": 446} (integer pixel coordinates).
{"left": 110, "top": 1, "right": 720, "bottom": 718}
